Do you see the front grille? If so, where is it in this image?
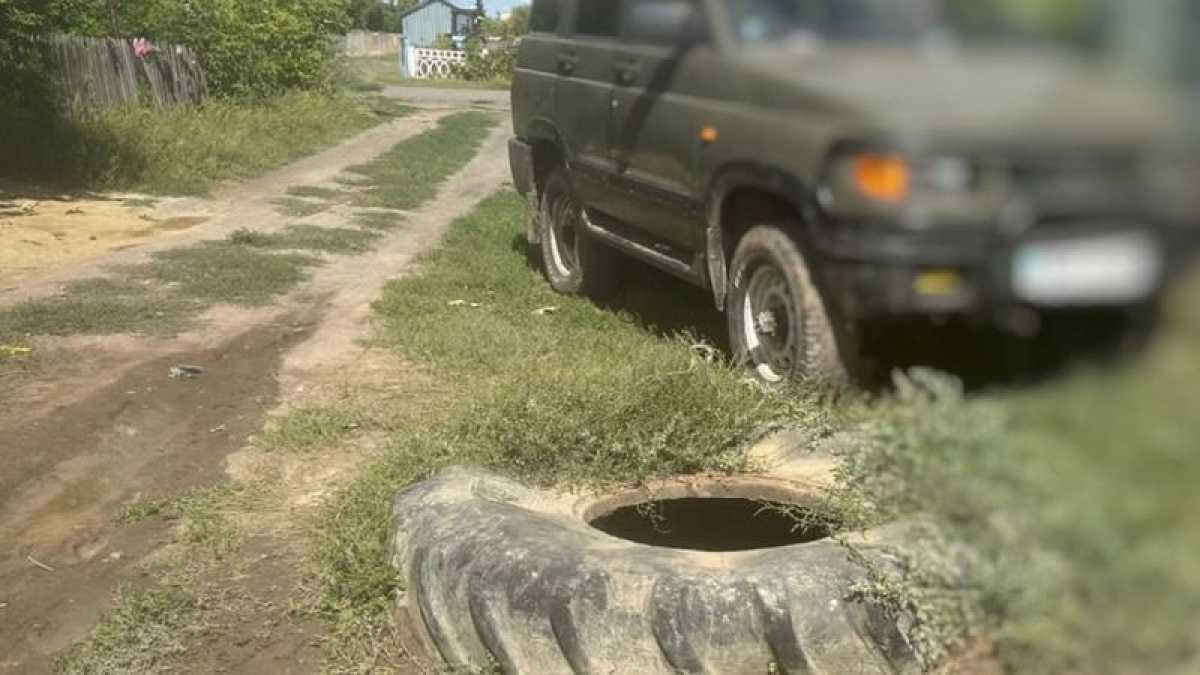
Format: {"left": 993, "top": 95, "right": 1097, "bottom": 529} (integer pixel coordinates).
{"left": 1011, "top": 153, "right": 1142, "bottom": 227}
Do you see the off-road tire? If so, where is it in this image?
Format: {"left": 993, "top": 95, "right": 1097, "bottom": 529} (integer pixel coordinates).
{"left": 538, "top": 167, "right": 620, "bottom": 297}
{"left": 728, "top": 225, "right": 850, "bottom": 387}
{"left": 391, "top": 469, "right": 919, "bottom": 675}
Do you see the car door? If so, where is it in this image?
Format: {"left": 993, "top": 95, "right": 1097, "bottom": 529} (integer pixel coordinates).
{"left": 555, "top": 0, "right": 624, "bottom": 213}
{"left": 609, "top": 0, "right": 727, "bottom": 253}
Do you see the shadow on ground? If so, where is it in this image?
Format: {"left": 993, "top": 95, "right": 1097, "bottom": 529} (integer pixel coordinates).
{"left": 512, "top": 235, "right": 1168, "bottom": 393}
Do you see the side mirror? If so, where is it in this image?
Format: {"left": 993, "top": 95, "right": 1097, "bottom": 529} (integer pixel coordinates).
{"left": 624, "top": 1, "right": 704, "bottom": 47}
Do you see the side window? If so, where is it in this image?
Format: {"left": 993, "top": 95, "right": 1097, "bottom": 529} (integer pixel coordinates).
{"left": 623, "top": 0, "right": 709, "bottom": 46}
{"left": 529, "top": 0, "right": 560, "bottom": 33}
{"left": 575, "top": 0, "right": 622, "bottom": 38}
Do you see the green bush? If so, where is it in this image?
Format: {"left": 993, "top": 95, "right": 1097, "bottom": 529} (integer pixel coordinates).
{"left": 0, "top": 0, "right": 49, "bottom": 107}
{"left": 452, "top": 37, "right": 516, "bottom": 83}
{"left": 0, "top": 91, "right": 405, "bottom": 194}
{"left": 39, "top": 0, "right": 351, "bottom": 96}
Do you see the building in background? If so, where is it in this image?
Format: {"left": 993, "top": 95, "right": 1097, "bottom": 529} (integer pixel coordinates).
{"left": 400, "top": 0, "right": 480, "bottom": 48}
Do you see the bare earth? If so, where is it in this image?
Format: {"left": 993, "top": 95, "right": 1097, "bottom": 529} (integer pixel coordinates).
{"left": 0, "top": 107, "right": 510, "bottom": 673}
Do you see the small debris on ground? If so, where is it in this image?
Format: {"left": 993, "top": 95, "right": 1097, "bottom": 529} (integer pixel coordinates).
{"left": 0, "top": 345, "right": 32, "bottom": 357}
{"left": 169, "top": 364, "right": 206, "bottom": 379}
{"left": 26, "top": 555, "right": 55, "bottom": 573}
{"left": 448, "top": 299, "right": 482, "bottom": 308}
{"left": 533, "top": 306, "right": 559, "bottom": 316}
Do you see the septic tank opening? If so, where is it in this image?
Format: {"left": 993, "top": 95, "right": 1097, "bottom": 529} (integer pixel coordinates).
{"left": 588, "top": 497, "right": 834, "bottom": 552}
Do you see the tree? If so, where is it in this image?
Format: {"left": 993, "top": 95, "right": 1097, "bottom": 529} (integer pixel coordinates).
{"left": 349, "top": 0, "right": 416, "bottom": 30}
{"left": 0, "top": 0, "right": 48, "bottom": 108}
{"left": 508, "top": 5, "right": 530, "bottom": 36}
{"left": 479, "top": 4, "right": 531, "bottom": 41}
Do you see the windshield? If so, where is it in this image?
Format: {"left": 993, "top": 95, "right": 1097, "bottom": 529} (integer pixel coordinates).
{"left": 725, "top": 0, "right": 1200, "bottom": 84}
{"left": 725, "top": 0, "right": 1108, "bottom": 46}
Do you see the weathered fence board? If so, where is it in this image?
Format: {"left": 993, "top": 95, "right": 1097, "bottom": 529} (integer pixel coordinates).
{"left": 44, "top": 34, "right": 206, "bottom": 109}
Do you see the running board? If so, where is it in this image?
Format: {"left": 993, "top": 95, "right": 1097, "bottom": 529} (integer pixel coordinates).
{"left": 581, "top": 210, "right": 708, "bottom": 287}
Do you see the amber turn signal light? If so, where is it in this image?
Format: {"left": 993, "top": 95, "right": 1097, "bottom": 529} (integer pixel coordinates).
{"left": 853, "top": 154, "right": 911, "bottom": 204}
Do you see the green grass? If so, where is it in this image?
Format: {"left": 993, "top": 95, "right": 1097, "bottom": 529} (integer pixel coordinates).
{"left": 0, "top": 278, "right": 190, "bottom": 340}
{"left": 0, "top": 111, "right": 498, "bottom": 344}
{"left": 346, "top": 111, "right": 496, "bottom": 210}
{"left": 286, "top": 185, "right": 345, "bottom": 201}
{"left": 315, "top": 188, "right": 1200, "bottom": 674}
{"left": 56, "top": 586, "right": 200, "bottom": 674}
{"left": 116, "top": 483, "right": 248, "bottom": 555}
{"left": 131, "top": 242, "right": 320, "bottom": 307}
{"left": 2, "top": 91, "right": 411, "bottom": 196}
{"left": 351, "top": 210, "right": 406, "bottom": 231}
{"left": 256, "top": 406, "right": 370, "bottom": 452}
{"left": 835, "top": 277, "right": 1200, "bottom": 673}
{"left": 228, "top": 225, "right": 380, "bottom": 255}
{"left": 315, "top": 191, "right": 834, "bottom": 665}
{"left": 0, "top": 239, "right": 325, "bottom": 343}
{"left": 272, "top": 196, "right": 333, "bottom": 218}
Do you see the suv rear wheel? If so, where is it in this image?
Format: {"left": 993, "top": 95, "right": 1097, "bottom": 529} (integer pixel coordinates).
{"left": 728, "top": 225, "right": 849, "bottom": 387}
{"left": 539, "top": 167, "right": 620, "bottom": 297}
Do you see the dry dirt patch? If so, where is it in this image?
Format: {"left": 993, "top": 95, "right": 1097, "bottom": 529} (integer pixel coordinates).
{"left": 0, "top": 192, "right": 207, "bottom": 280}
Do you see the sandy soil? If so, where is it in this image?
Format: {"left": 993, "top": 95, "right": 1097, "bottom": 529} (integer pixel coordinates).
{"left": 0, "top": 192, "right": 207, "bottom": 280}
{"left": 0, "top": 109, "right": 510, "bottom": 673}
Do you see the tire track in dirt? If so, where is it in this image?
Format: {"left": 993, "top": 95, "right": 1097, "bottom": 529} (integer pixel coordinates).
{"left": 0, "top": 111, "right": 445, "bottom": 304}
{"left": 0, "top": 115, "right": 510, "bottom": 673}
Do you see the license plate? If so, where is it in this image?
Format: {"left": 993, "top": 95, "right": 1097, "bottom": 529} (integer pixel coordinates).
{"left": 1013, "top": 232, "right": 1162, "bottom": 306}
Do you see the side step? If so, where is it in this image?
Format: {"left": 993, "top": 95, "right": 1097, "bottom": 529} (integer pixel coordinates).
{"left": 581, "top": 210, "right": 708, "bottom": 288}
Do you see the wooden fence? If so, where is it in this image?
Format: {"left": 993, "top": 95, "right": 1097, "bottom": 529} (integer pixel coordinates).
{"left": 44, "top": 34, "right": 206, "bottom": 109}
{"left": 339, "top": 31, "right": 403, "bottom": 57}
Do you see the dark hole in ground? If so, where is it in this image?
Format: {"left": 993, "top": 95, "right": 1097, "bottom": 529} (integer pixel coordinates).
{"left": 589, "top": 498, "right": 834, "bottom": 552}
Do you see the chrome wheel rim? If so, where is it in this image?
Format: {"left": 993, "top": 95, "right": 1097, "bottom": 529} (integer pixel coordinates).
{"left": 547, "top": 191, "right": 580, "bottom": 278}
{"left": 741, "top": 264, "right": 799, "bottom": 383}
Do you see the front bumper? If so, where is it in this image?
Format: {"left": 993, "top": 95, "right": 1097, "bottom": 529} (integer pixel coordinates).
{"left": 812, "top": 221, "right": 1190, "bottom": 320}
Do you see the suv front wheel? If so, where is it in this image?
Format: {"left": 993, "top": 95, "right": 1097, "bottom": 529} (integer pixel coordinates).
{"left": 539, "top": 167, "right": 620, "bottom": 297}
{"left": 728, "top": 225, "right": 849, "bottom": 387}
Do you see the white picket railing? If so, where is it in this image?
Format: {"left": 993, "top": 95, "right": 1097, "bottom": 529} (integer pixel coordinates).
{"left": 409, "top": 48, "right": 466, "bottom": 79}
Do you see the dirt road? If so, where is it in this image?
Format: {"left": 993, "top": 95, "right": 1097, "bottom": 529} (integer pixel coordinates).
{"left": 0, "top": 104, "right": 510, "bottom": 673}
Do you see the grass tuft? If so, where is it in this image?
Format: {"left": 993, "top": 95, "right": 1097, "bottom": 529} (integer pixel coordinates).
{"left": 257, "top": 406, "right": 370, "bottom": 453}
{"left": 228, "top": 225, "right": 380, "bottom": 255}
{"left": 0, "top": 278, "right": 190, "bottom": 339}
{"left": 347, "top": 111, "right": 495, "bottom": 211}
{"left": 56, "top": 586, "right": 200, "bottom": 674}
{"left": 272, "top": 196, "right": 333, "bottom": 218}
{"left": 131, "top": 242, "right": 320, "bottom": 306}
{"left": 3, "top": 92, "right": 412, "bottom": 196}
{"left": 116, "top": 483, "right": 249, "bottom": 556}
{"left": 286, "top": 185, "right": 345, "bottom": 201}
{"left": 352, "top": 210, "right": 406, "bottom": 231}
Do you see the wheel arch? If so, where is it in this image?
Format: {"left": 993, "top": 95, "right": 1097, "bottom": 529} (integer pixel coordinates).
{"left": 524, "top": 117, "right": 567, "bottom": 245}
{"left": 704, "top": 164, "right": 812, "bottom": 311}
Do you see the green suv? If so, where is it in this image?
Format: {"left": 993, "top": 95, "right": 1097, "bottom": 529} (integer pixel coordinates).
{"left": 508, "top": 0, "right": 1199, "bottom": 385}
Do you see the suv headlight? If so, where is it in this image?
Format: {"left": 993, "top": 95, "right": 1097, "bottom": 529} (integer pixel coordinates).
{"left": 819, "top": 148, "right": 1002, "bottom": 229}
